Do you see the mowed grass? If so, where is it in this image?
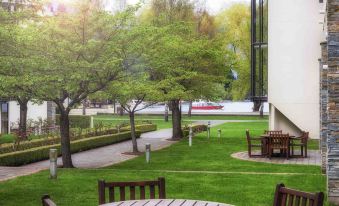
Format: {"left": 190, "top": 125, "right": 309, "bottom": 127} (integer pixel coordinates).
{"left": 0, "top": 121, "right": 326, "bottom": 206}
{"left": 93, "top": 114, "right": 268, "bottom": 130}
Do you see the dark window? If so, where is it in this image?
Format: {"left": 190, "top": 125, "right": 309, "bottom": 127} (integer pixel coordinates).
{"left": 251, "top": 0, "right": 268, "bottom": 102}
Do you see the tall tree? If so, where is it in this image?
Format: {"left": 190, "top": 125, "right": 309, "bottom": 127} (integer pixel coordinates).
{"left": 215, "top": 3, "right": 251, "bottom": 100}
{"left": 34, "top": 1, "right": 137, "bottom": 167}
{"left": 0, "top": 1, "right": 44, "bottom": 139}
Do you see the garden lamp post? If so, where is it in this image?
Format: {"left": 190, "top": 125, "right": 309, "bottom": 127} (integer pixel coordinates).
{"left": 189, "top": 125, "right": 193, "bottom": 147}
{"left": 207, "top": 121, "right": 211, "bottom": 139}
{"left": 146, "top": 143, "right": 151, "bottom": 163}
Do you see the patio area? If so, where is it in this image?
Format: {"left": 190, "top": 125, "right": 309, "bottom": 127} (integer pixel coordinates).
{"left": 231, "top": 150, "right": 321, "bottom": 166}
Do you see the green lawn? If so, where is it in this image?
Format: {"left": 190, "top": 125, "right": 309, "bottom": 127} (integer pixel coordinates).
{"left": 93, "top": 114, "right": 268, "bottom": 130}
{"left": 0, "top": 121, "right": 325, "bottom": 206}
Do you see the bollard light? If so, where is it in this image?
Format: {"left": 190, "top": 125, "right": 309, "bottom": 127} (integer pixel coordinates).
{"left": 146, "top": 143, "right": 151, "bottom": 163}
{"left": 218, "top": 129, "right": 221, "bottom": 139}
{"left": 207, "top": 121, "right": 211, "bottom": 139}
{"left": 49, "top": 149, "right": 58, "bottom": 179}
{"left": 189, "top": 126, "right": 193, "bottom": 147}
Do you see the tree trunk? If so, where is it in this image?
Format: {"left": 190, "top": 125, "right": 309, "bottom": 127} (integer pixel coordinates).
{"left": 82, "top": 99, "right": 86, "bottom": 115}
{"left": 170, "top": 99, "right": 183, "bottom": 140}
{"left": 188, "top": 100, "right": 193, "bottom": 117}
{"left": 129, "top": 112, "right": 139, "bottom": 153}
{"left": 18, "top": 99, "right": 28, "bottom": 140}
{"left": 164, "top": 103, "right": 169, "bottom": 122}
{"left": 253, "top": 101, "right": 261, "bottom": 112}
{"left": 59, "top": 110, "right": 74, "bottom": 168}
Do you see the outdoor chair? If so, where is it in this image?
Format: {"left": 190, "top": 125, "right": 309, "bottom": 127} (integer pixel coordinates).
{"left": 41, "top": 194, "right": 56, "bottom": 206}
{"left": 265, "top": 130, "right": 283, "bottom": 135}
{"left": 273, "top": 183, "right": 324, "bottom": 206}
{"left": 290, "top": 131, "right": 309, "bottom": 158}
{"left": 268, "top": 133, "right": 290, "bottom": 159}
{"left": 246, "top": 129, "right": 266, "bottom": 157}
{"left": 98, "top": 177, "right": 166, "bottom": 205}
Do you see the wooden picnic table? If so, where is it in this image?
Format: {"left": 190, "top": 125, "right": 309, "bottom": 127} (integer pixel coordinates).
{"left": 260, "top": 134, "right": 296, "bottom": 158}
{"left": 100, "top": 199, "right": 234, "bottom": 206}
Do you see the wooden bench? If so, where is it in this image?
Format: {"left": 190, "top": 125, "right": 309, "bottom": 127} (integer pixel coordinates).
{"left": 273, "top": 183, "right": 324, "bottom": 206}
{"left": 98, "top": 177, "right": 166, "bottom": 205}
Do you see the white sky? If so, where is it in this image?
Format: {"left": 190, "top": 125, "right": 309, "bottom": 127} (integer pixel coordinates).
{"left": 126, "top": 0, "right": 250, "bottom": 15}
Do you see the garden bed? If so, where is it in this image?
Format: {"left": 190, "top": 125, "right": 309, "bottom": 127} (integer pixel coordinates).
{"left": 0, "top": 124, "right": 156, "bottom": 154}
{"left": 0, "top": 131, "right": 140, "bottom": 166}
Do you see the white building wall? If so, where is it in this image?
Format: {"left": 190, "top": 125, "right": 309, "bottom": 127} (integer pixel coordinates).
{"left": 8, "top": 101, "right": 48, "bottom": 132}
{"left": 268, "top": 0, "right": 325, "bottom": 139}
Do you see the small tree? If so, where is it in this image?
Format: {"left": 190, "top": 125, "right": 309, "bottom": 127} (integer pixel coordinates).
{"left": 108, "top": 77, "right": 160, "bottom": 153}
{"left": 34, "top": 2, "right": 138, "bottom": 167}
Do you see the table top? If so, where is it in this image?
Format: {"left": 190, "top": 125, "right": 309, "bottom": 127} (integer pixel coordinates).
{"left": 100, "top": 199, "right": 234, "bottom": 206}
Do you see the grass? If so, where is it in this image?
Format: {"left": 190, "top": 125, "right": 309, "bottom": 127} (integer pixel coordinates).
{"left": 93, "top": 114, "right": 268, "bottom": 130}
{"left": 0, "top": 121, "right": 325, "bottom": 206}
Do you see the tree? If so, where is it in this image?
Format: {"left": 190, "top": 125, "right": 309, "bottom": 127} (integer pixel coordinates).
{"left": 108, "top": 76, "right": 160, "bottom": 153}
{"left": 141, "top": 0, "right": 228, "bottom": 139}
{"left": 215, "top": 3, "right": 251, "bottom": 100}
{"left": 34, "top": 1, "right": 137, "bottom": 167}
{"left": 102, "top": 23, "right": 163, "bottom": 153}
{"left": 0, "top": 2, "right": 44, "bottom": 139}
{"left": 145, "top": 23, "right": 227, "bottom": 139}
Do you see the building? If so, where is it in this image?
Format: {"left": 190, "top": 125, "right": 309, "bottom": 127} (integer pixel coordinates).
{"left": 0, "top": 101, "right": 55, "bottom": 134}
{"left": 251, "top": 0, "right": 338, "bottom": 203}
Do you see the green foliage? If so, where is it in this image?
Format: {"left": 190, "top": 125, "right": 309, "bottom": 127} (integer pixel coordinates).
{"left": 215, "top": 3, "right": 251, "bottom": 100}
{"left": 0, "top": 124, "right": 156, "bottom": 154}
{"left": 182, "top": 124, "right": 207, "bottom": 137}
{"left": 56, "top": 115, "right": 91, "bottom": 129}
{"left": 0, "top": 131, "right": 140, "bottom": 166}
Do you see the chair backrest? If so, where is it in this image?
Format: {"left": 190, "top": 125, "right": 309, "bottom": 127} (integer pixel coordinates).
{"left": 265, "top": 130, "right": 283, "bottom": 135}
{"left": 301, "top": 131, "right": 309, "bottom": 144}
{"left": 41, "top": 194, "right": 56, "bottom": 206}
{"left": 269, "top": 134, "right": 290, "bottom": 148}
{"left": 98, "top": 177, "right": 166, "bottom": 205}
{"left": 245, "top": 129, "right": 252, "bottom": 144}
{"left": 273, "top": 183, "right": 324, "bottom": 206}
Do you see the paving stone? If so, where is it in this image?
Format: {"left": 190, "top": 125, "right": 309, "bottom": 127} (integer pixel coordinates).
{"left": 231, "top": 150, "right": 321, "bottom": 166}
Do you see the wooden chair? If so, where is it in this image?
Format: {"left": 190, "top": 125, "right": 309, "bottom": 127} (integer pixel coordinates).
{"left": 246, "top": 129, "right": 266, "bottom": 157}
{"left": 268, "top": 134, "right": 290, "bottom": 159}
{"left": 273, "top": 183, "right": 324, "bottom": 206}
{"left": 98, "top": 177, "right": 166, "bottom": 205}
{"left": 265, "top": 130, "right": 283, "bottom": 135}
{"left": 290, "top": 131, "right": 309, "bottom": 158}
{"left": 41, "top": 194, "right": 56, "bottom": 206}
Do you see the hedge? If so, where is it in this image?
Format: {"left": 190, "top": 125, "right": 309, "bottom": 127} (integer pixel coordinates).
{"left": 121, "top": 124, "right": 157, "bottom": 133}
{"left": 183, "top": 124, "right": 208, "bottom": 137}
{"left": 55, "top": 115, "right": 91, "bottom": 129}
{"left": 0, "top": 131, "right": 140, "bottom": 166}
{"left": 0, "top": 124, "right": 156, "bottom": 155}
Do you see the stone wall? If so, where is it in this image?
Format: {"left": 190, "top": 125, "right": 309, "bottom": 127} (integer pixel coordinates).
{"left": 326, "top": 0, "right": 339, "bottom": 204}
{"left": 320, "top": 41, "right": 328, "bottom": 174}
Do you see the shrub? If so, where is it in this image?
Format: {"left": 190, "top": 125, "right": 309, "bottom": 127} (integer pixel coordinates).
{"left": 56, "top": 115, "right": 91, "bottom": 129}
{"left": 0, "top": 131, "right": 141, "bottom": 166}
{"left": 183, "top": 124, "right": 208, "bottom": 137}
{"left": 120, "top": 124, "right": 157, "bottom": 133}
{"left": 0, "top": 124, "right": 156, "bottom": 154}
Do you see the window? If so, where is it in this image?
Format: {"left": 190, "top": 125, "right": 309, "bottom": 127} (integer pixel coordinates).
{"left": 251, "top": 0, "right": 268, "bottom": 102}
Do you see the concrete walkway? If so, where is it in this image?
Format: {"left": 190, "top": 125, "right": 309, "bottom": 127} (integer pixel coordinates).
{"left": 0, "top": 120, "right": 266, "bottom": 182}
{"left": 0, "top": 131, "right": 176, "bottom": 182}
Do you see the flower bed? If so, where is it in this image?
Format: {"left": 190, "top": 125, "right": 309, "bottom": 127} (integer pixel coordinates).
{"left": 0, "top": 124, "right": 156, "bottom": 154}
{"left": 182, "top": 124, "right": 208, "bottom": 137}
{"left": 0, "top": 131, "right": 140, "bottom": 166}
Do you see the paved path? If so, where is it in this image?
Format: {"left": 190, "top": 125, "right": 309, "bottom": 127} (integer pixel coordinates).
{"left": 231, "top": 150, "right": 321, "bottom": 166}
{"left": 0, "top": 120, "right": 266, "bottom": 182}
